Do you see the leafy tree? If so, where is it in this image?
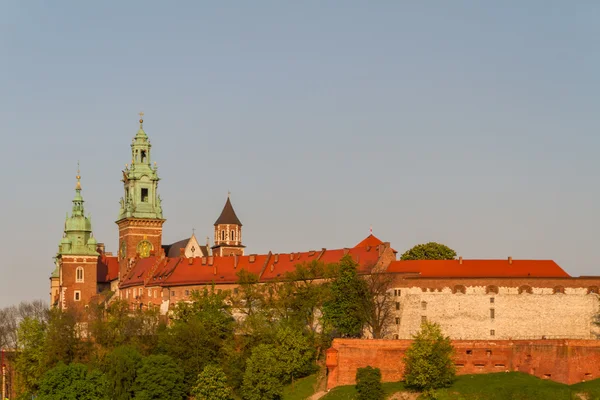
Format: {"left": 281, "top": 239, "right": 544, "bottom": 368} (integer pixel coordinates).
{"left": 355, "top": 366, "right": 384, "bottom": 400}
{"left": 403, "top": 321, "right": 455, "bottom": 393}
{"left": 323, "top": 255, "right": 367, "bottom": 337}
{"left": 14, "top": 317, "right": 47, "bottom": 394}
{"left": 241, "top": 344, "right": 284, "bottom": 400}
{"left": 400, "top": 242, "right": 457, "bottom": 261}
{"left": 133, "top": 355, "right": 185, "bottom": 400}
{"left": 37, "top": 362, "right": 107, "bottom": 400}
{"left": 358, "top": 267, "right": 395, "bottom": 339}
{"left": 192, "top": 364, "right": 233, "bottom": 400}
{"left": 275, "top": 326, "right": 314, "bottom": 385}
{"left": 232, "top": 270, "right": 266, "bottom": 317}
{"left": 160, "top": 287, "right": 234, "bottom": 389}
{"left": 103, "top": 346, "right": 142, "bottom": 400}
{"left": 44, "top": 308, "right": 88, "bottom": 368}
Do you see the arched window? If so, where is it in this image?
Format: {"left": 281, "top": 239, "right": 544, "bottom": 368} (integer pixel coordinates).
{"left": 221, "top": 230, "right": 225, "bottom": 241}
{"left": 553, "top": 286, "right": 565, "bottom": 294}
{"left": 231, "top": 230, "right": 235, "bottom": 241}
{"left": 453, "top": 285, "right": 466, "bottom": 294}
{"left": 486, "top": 285, "right": 499, "bottom": 294}
{"left": 518, "top": 285, "right": 533, "bottom": 294}
{"left": 76, "top": 267, "right": 84, "bottom": 283}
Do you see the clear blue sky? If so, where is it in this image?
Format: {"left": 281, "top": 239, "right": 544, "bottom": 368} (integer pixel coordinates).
{"left": 1, "top": 1, "right": 599, "bottom": 307}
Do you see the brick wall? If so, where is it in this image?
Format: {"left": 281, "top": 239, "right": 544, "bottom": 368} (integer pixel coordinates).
{"left": 60, "top": 256, "right": 98, "bottom": 310}
{"left": 117, "top": 218, "right": 164, "bottom": 278}
{"left": 326, "top": 339, "right": 600, "bottom": 389}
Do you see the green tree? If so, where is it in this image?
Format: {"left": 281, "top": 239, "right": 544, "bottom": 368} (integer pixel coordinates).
{"left": 192, "top": 364, "right": 233, "bottom": 400}
{"left": 37, "top": 362, "right": 107, "bottom": 400}
{"left": 44, "top": 309, "right": 88, "bottom": 368}
{"left": 275, "top": 326, "right": 314, "bottom": 385}
{"left": 103, "top": 346, "right": 142, "bottom": 400}
{"left": 241, "top": 344, "right": 283, "bottom": 400}
{"left": 322, "top": 255, "right": 367, "bottom": 337}
{"left": 403, "top": 321, "right": 455, "bottom": 393}
{"left": 14, "top": 317, "right": 47, "bottom": 394}
{"left": 355, "top": 366, "right": 384, "bottom": 400}
{"left": 400, "top": 242, "right": 457, "bottom": 261}
{"left": 133, "top": 355, "right": 185, "bottom": 400}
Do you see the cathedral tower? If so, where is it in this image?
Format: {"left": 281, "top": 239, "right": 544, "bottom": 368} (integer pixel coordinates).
{"left": 53, "top": 166, "right": 99, "bottom": 309}
{"left": 212, "top": 194, "right": 245, "bottom": 256}
{"left": 116, "top": 114, "right": 165, "bottom": 277}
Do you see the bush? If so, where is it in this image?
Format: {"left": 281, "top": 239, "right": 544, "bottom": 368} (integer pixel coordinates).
{"left": 403, "top": 321, "right": 455, "bottom": 392}
{"left": 192, "top": 364, "right": 233, "bottom": 400}
{"left": 355, "top": 366, "right": 384, "bottom": 400}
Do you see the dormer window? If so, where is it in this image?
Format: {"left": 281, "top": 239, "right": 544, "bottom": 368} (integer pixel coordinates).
{"left": 141, "top": 188, "right": 149, "bottom": 202}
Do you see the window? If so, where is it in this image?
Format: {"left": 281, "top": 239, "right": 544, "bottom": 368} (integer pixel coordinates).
{"left": 233, "top": 288, "right": 239, "bottom": 294}
{"left": 490, "top": 308, "right": 495, "bottom": 319}
{"left": 395, "top": 317, "right": 400, "bottom": 325}
{"left": 393, "top": 334, "right": 399, "bottom": 339}
{"left": 394, "top": 289, "right": 400, "bottom": 297}
{"left": 74, "top": 291, "right": 81, "bottom": 301}
{"left": 421, "top": 316, "right": 427, "bottom": 324}
{"left": 395, "top": 302, "right": 400, "bottom": 310}
{"left": 153, "top": 290, "right": 157, "bottom": 298}
{"left": 231, "top": 230, "right": 235, "bottom": 241}
{"left": 126, "top": 290, "right": 130, "bottom": 299}
{"left": 171, "top": 290, "right": 175, "bottom": 296}
{"left": 148, "top": 289, "right": 152, "bottom": 298}
{"left": 466, "top": 350, "right": 473, "bottom": 355}
{"left": 486, "top": 350, "right": 492, "bottom": 356}
{"left": 141, "top": 188, "right": 149, "bottom": 202}
{"left": 490, "top": 297, "right": 495, "bottom": 304}
{"left": 421, "top": 301, "right": 427, "bottom": 310}
{"left": 76, "top": 267, "right": 84, "bottom": 283}
{"left": 138, "top": 288, "right": 143, "bottom": 296}
{"left": 221, "top": 231, "right": 225, "bottom": 241}
{"left": 141, "top": 150, "right": 147, "bottom": 163}
{"left": 490, "top": 329, "right": 495, "bottom": 336}
{"left": 185, "top": 290, "right": 190, "bottom": 296}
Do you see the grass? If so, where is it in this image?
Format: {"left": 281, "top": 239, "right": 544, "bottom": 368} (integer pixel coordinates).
{"left": 321, "top": 372, "right": 600, "bottom": 400}
{"left": 283, "top": 374, "right": 319, "bottom": 400}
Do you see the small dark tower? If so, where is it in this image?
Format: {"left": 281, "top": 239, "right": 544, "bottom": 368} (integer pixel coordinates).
{"left": 212, "top": 194, "right": 245, "bottom": 256}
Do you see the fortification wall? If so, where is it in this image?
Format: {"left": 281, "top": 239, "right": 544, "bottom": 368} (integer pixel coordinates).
{"left": 326, "top": 339, "right": 600, "bottom": 389}
{"left": 388, "top": 278, "right": 600, "bottom": 340}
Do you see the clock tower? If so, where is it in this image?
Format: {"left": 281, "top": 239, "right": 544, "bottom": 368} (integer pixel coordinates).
{"left": 116, "top": 114, "right": 165, "bottom": 279}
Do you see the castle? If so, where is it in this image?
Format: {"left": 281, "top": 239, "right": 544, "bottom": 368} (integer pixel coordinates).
{"left": 50, "top": 115, "right": 600, "bottom": 343}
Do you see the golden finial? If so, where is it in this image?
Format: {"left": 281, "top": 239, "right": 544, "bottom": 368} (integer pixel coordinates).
{"left": 139, "top": 111, "right": 144, "bottom": 126}
{"left": 75, "top": 161, "right": 82, "bottom": 190}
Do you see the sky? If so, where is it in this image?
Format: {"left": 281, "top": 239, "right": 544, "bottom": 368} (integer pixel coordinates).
{"left": 0, "top": 1, "right": 599, "bottom": 307}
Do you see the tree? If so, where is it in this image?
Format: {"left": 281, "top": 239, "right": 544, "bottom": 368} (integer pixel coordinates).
{"left": 191, "top": 364, "right": 233, "bottom": 400}
{"left": 103, "top": 346, "right": 142, "bottom": 400}
{"left": 44, "top": 309, "right": 88, "bottom": 368}
{"left": 241, "top": 344, "right": 284, "bottom": 400}
{"left": 400, "top": 242, "right": 457, "bottom": 261}
{"left": 323, "top": 255, "right": 367, "bottom": 337}
{"left": 355, "top": 366, "right": 384, "bottom": 400}
{"left": 14, "top": 317, "right": 47, "bottom": 394}
{"left": 403, "top": 321, "right": 455, "bottom": 393}
{"left": 36, "top": 362, "right": 107, "bottom": 400}
{"left": 358, "top": 268, "right": 395, "bottom": 339}
{"left": 275, "top": 326, "right": 314, "bottom": 385}
{"left": 133, "top": 355, "right": 185, "bottom": 400}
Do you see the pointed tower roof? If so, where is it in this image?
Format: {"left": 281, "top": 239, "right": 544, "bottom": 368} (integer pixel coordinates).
{"left": 214, "top": 195, "right": 242, "bottom": 226}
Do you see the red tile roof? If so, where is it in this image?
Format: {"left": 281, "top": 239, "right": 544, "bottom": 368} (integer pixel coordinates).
{"left": 120, "top": 256, "right": 159, "bottom": 288}
{"left": 386, "top": 259, "right": 570, "bottom": 278}
{"left": 354, "top": 234, "right": 384, "bottom": 248}
{"left": 97, "top": 255, "right": 119, "bottom": 283}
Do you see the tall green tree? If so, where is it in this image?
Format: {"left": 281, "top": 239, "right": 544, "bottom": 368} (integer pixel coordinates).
{"left": 14, "top": 317, "right": 47, "bottom": 394}
{"left": 241, "top": 344, "right": 284, "bottom": 400}
{"left": 133, "top": 355, "right": 185, "bottom": 400}
{"left": 36, "top": 362, "right": 107, "bottom": 400}
{"left": 400, "top": 242, "right": 457, "bottom": 261}
{"left": 192, "top": 364, "right": 233, "bottom": 400}
{"left": 322, "top": 255, "right": 367, "bottom": 337}
{"left": 275, "top": 326, "right": 314, "bottom": 385}
{"left": 44, "top": 309, "right": 88, "bottom": 368}
{"left": 403, "top": 321, "right": 456, "bottom": 393}
{"left": 103, "top": 346, "right": 142, "bottom": 400}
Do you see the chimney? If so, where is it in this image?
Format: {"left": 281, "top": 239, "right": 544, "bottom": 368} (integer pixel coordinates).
{"left": 188, "top": 258, "right": 193, "bottom": 265}
{"left": 289, "top": 253, "right": 294, "bottom": 261}
{"left": 234, "top": 254, "right": 238, "bottom": 269}
{"left": 274, "top": 254, "right": 279, "bottom": 263}
{"left": 270, "top": 264, "right": 274, "bottom": 272}
{"left": 201, "top": 256, "right": 207, "bottom": 265}
{"left": 97, "top": 243, "right": 105, "bottom": 254}
{"left": 208, "top": 256, "right": 214, "bottom": 266}
{"left": 213, "top": 264, "right": 217, "bottom": 275}
{"left": 508, "top": 256, "right": 513, "bottom": 265}
{"left": 249, "top": 254, "right": 256, "bottom": 263}
{"left": 179, "top": 248, "right": 185, "bottom": 257}
{"left": 459, "top": 256, "right": 463, "bottom": 265}
{"left": 343, "top": 248, "right": 350, "bottom": 256}
{"left": 309, "top": 250, "right": 315, "bottom": 257}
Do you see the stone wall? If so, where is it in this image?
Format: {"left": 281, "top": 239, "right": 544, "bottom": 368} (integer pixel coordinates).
{"left": 388, "top": 278, "right": 600, "bottom": 340}
{"left": 326, "top": 339, "right": 600, "bottom": 389}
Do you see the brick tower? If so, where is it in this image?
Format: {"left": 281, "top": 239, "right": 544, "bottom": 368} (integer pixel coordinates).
{"left": 116, "top": 113, "right": 165, "bottom": 278}
{"left": 53, "top": 166, "right": 100, "bottom": 309}
{"left": 212, "top": 194, "right": 245, "bottom": 256}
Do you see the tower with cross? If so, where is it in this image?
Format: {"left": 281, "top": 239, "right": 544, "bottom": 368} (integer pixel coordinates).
{"left": 212, "top": 193, "right": 245, "bottom": 256}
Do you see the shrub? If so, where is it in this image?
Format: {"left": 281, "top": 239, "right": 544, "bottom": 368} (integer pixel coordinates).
{"left": 355, "top": 366, "right": 384, "bottom": 400}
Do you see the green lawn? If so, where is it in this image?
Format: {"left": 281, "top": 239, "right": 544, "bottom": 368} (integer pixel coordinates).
{"left": 283, "top": 374, "right": 319, "bottom": 400}
{"left": 320, "top": 372, "right": 600, "bottom": 400}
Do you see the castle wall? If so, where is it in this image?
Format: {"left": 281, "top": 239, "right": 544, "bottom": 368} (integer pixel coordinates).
{"left": 389, "top": 278, "right": 600, "bottom": 340}
{"left": 326, "top": 339, "right": 600, "bottom": 389}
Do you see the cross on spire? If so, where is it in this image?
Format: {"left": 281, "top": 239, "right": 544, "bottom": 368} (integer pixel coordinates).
{"left": 75, "top": 161, "right": 82, "bottom": 190}
{"left": 139, "top": 111, "right": 144, "bottom": 127}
